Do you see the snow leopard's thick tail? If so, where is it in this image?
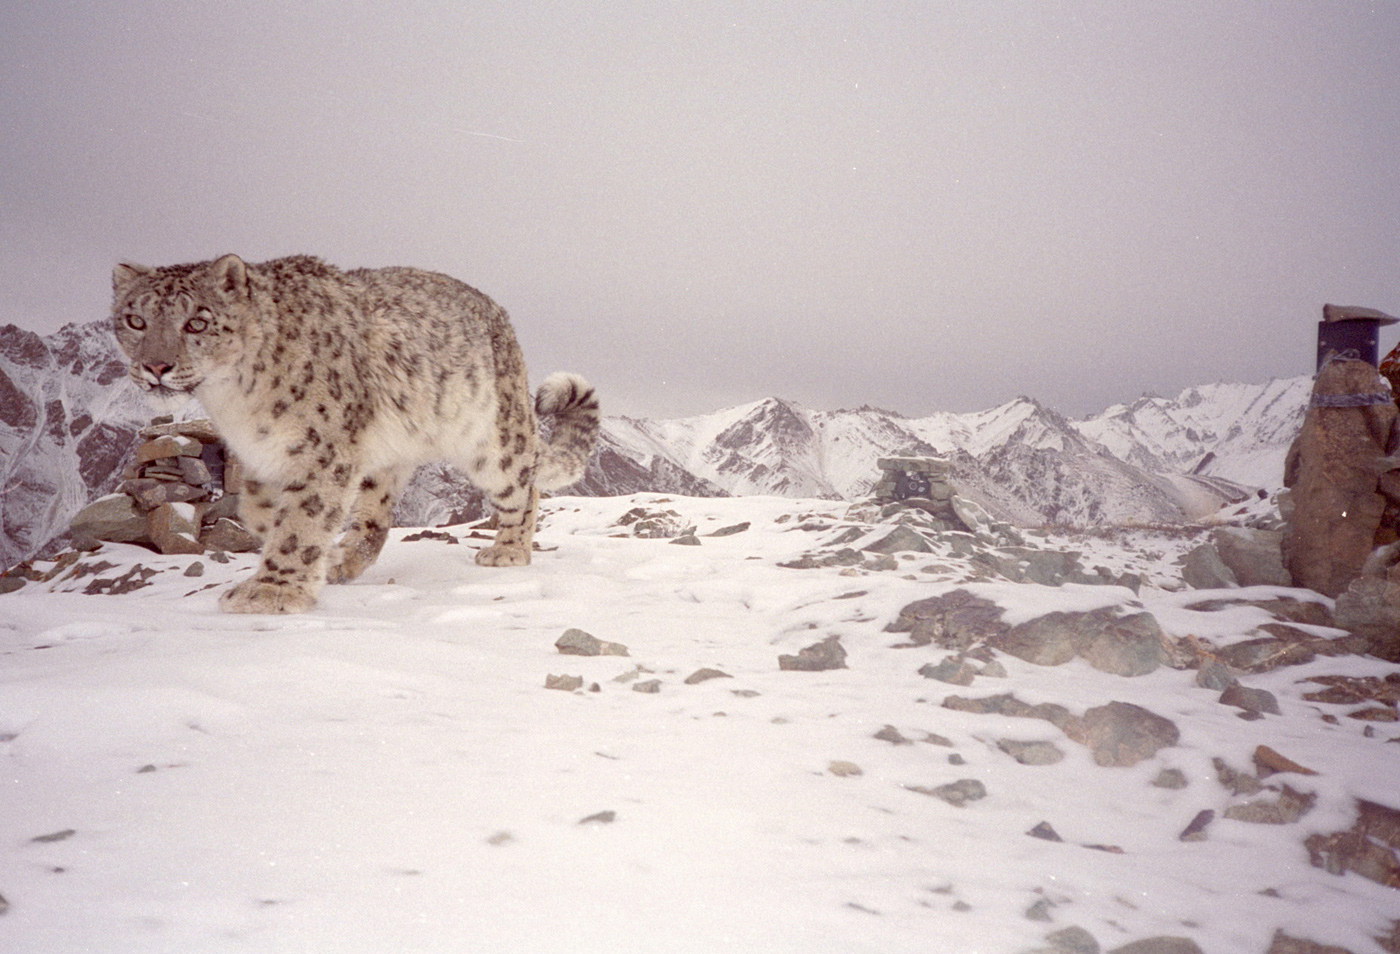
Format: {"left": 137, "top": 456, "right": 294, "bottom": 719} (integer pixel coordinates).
{"left": 534, "top": 372, "right": 600, "bottom": 491}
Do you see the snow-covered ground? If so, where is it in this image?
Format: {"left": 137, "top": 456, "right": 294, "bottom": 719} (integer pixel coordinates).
{"left": 2, "top": 494, "right": 1397, "bottom": 954}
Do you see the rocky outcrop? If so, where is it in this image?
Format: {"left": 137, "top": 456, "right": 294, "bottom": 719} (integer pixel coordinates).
{"left": 1281, "top": 358, "right": 1399, "bottom": 597}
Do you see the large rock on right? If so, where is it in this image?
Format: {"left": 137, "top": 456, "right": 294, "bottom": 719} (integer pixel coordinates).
{"left": 1334, "top": 543, "right": 1400, "bottom": 660}
{"left": 1281, "top": 358, "right": 1399, "bottom": 598}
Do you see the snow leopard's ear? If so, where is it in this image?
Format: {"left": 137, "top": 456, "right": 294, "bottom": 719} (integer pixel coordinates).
{"left": 112, "top": 262, "right": 153, "bottom": 291}
{"left": 210, "top": 253, "right": 248, "bottom": 300}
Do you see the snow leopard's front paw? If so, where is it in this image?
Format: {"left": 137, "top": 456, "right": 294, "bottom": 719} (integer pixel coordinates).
{"left": 474, "top": 544, "right": 532, "bottom": 567}
{"left": 220, "top": 577, "right": 318, "bottom": 614}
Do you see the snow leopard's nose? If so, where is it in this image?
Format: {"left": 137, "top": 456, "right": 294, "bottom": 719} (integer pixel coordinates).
{"left": 144, "top": 362, "right": 172, "bottom": 380}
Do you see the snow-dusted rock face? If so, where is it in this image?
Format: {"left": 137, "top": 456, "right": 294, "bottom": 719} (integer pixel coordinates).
{"left": 0, "top": 322, "right": 151, "bottom": 568}
{"left": 0, "top": 319, "right": 1309, "bottom": 563}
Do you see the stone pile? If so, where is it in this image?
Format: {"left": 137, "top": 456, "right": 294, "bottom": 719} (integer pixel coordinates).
{"left": 68, "top": 417, "right": 258, "bottom": 555}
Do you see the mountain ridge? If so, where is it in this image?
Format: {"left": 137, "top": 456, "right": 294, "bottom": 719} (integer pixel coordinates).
{"left": 0, "top": 319, "right": 1310, "bottom": 565}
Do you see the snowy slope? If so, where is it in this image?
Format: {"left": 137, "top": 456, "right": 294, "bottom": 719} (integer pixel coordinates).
{"left": 0, "top": 494, "right": 1395, "bottom": 954}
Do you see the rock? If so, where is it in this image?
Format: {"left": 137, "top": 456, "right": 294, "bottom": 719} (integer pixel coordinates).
{"left": 1282, "top": 357, "right": 1396, "bottom": 598}
{"left": 69, "top": 493, "right": 150, "bottom": 548}
{"left": 555, "top": 628, "right": 630, "bottom": 657}
{"left": 1027, "top": 821, "right": 1063, "bottom": 842}
{"left": 147, "top": 503, "right": 203, "bottom": 555}
{"left": 778, "top": 635, "right": 847, "bottom": 671}
{"left": 1178, "top": 809, "right": 1215, "bottom": 841}
{"left": 1224, "top": 784, "right": 1316, "bottom": 824}
{"left": 668, "top": 533, "right": 701, "bottom": 546}
{"left": 828, "top": 760, "right": 863, "bottom": 777}
{"left": 135, "top": 434, "right": 204, "bottom": 462}
{"left": 183, "top": 561, "right": 204, "bottom": 577}
{"left": 632, "top": 679, "right": 662, "bottom": 694}
{"left": 1219, "top": 684, "right": 1281, "bottom": 715}
{"left": 1106, "top": 939, "right": 1204, "bottom": 954}
{"left": 989, "top": 612, "right": 1081, "bottom": 666}
{"left": 1074, "top": 610, "right": 1165, "bottom": 677}
{"left": 1079, "top": 701, "right": 1179, "bottom": 767}
{"left": 544, "top": 674, "right": 584, "bottom": 691}
{"left": 705, "top": 521, "right": 750, "bottom": 537}
{"left": 887, "top": 590, "right": 1008, "bottom": 650}
{"left": 1305, "top": 798, "right": 1400, "bottom": 888}
{"left": 942, "top": 693, "right": 1082, "bottom": 735}
{"left": 1334, "top": 542, "right": 1400, "bottom": 659}
{"left": 1212, "top": 527, "right": 1291, "bottom": 587}
{"left": 1264, "top": 931, "right": 1355, "bottom": 954}
{"left": 1041, "top": 926, "right": 1101, "bottom": 954}
{"left": 997, "top": 739, "right": 1065, "bottom": 766}
{"left": 918, "top": 656, "right": 979, "bottom": 685}
{"left": 1152, "top": 768, "right": 1188, "bottom": 790}
{"left": 906, "top": 778, "right": 986, "bottom": 807}
{"left": 684, "top": 668, "right": 732, "bottom": 684}
{"left": 873, "top": 725, "right": 914, "bottom": 746}
{"left": 862, "top": 524, "right": 934, "bottom": 554}
{"left": 578, "top": 810, "right": 616, "bottom": 825}
{"left": 1213, "top": 757, "right": 1264, "bottom": 796}
{"left": 1194, "top": 660, "right": 1238, "bottom": 691}
{"left": 200, "top": 518, "right": 259, "bottom": 553}
{"left": 1215, "top": 637, "right": 1314, "bottom": 674}
{"left": 1181, "top": 542, "right": 1238, "bottom": 589}
{"left": 1253, "top": 744, "right": 1319, "bottom": 777}
{"left": 1024, "top": 898, "right": 1055, "bottom": 922}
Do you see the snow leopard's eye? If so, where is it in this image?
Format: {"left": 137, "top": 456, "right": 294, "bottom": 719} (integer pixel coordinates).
{"left": 184, "top": 315, "right": 210, "bottom": 334}
{"left": 123, "top": 313, "right": 146, "bottom": 331}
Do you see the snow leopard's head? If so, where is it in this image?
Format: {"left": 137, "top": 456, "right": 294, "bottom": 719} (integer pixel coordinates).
{"left": 111, "top": 254, "right": 260, "bottom": 408}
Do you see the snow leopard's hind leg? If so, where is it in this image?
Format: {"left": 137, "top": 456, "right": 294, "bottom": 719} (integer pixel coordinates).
{"left": 466, "top": 393, "right": 540, "bottom": 568}
{"left": 327, "top": 465, "right": 411, "bottom": 583}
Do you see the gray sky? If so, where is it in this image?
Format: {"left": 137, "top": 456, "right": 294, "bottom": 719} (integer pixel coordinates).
{"left": 3, "top": 2, "right": 1398, "bottom": 419}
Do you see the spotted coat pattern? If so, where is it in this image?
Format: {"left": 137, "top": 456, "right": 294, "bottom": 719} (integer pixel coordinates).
{"left": 111, "top": 254, "right": 599, "bottom": 614}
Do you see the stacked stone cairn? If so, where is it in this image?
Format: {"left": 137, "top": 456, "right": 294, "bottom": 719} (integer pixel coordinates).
{"left": 69, "top": 417, "right": 259, "bottom": 555}
{"left": 871, "top": 456, "right": 962, "bottom": 524}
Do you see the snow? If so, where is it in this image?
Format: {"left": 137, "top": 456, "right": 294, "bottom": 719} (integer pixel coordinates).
{"left": 2, "top": 493, "right": 1398, "bottom": 954}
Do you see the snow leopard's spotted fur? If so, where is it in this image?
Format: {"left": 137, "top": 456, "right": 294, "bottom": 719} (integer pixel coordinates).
{"left": 111, "top": 254, "right": 599, "bottom": 614}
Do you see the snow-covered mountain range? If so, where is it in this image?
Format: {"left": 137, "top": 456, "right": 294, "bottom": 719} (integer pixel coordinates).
{"left": 0, "top": 320, "right": 1310, "bottom": 567}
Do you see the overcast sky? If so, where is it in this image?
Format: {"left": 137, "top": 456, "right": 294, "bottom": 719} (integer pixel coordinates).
{"left": 3, "top": 2, "right": 1398, "bottom": 419}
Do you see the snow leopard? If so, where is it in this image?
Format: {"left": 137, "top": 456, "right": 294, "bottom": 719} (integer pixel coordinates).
{"left": 111, "top": 254, "right": 599, "bottom": 614}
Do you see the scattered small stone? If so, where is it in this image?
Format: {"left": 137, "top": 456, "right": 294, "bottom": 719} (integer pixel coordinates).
{"left": 1253, "top": 745, "right": 1319, "bottom": 778}
{"left": 31, "top": 829, "right": 76, "bottom": 844}
{"left": 778, "top": 635, "right": 847, "bottom": 671}
{"left": 632, "top": 679, "right": 662, "bottom": 694}
{"left": 1348, "top": 706, "right": 1399, "bottom": 722}
{"left": 485, "top": 830, "right": 515, "bottom": 846}
{"left": 997, "top": 739, "right": 1065, "bottom": 766}
{"left": 979, "top": 659, "right": 1009, "bottom": 678}
{"left": 922, "top": 732, "right": 955, "bottom": 747}
{"left": 1027, "top": 821, "right": 1063, "bottom": 842}
{"left": 873, "top": 724, "right": 914, "bottom": 746}
{"left": 705, "top": 521, "right": 750, "bottom": 537}
{"left": 669, "top": 533, "right": 701, "bottom": 546}
{"left": 1178, "top": 810, "right": 1215, "bottom": 842}
{"left": 1224, "top": 784, "right": 1316, "bottom": 825}
{"left": 136, "top": 764, "right": 157, "bottom": 774}
{"left": 1219, "top": 684, "right": 1281, "bottom": 716}
{"left": 544, "top": 674, "right": 584, "bottom": 692}
{"left": 906, "top": 778, "right": 987, "bottom": 807}
{"left": 1152, "top": 768, "right": 1189, "bottom": 790}
{"left": 1025, "top": 898, "right": 1055, "bottom": 922}
{"left": 684, "top": 668, "right": 732, "bottom": 685}
{"left": 208, "top": 550, "right": 230, "bottom": 564}
{"left": 578, "top": 810, "right": 616, "bottom": 825}
{"left": 948, "top": 753, "right": 966, "bottom": 765}
{"left": 183, "top": 561, "right": 204, "bottom": 577}
{"left": 731, "top": 689, "right": 761, "bottom": 698}
{"left": 555, "top": 628, "right": 629, "bottom": 657}
{"left": 828, "top": 761, "right": 863, "bottom": 777}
